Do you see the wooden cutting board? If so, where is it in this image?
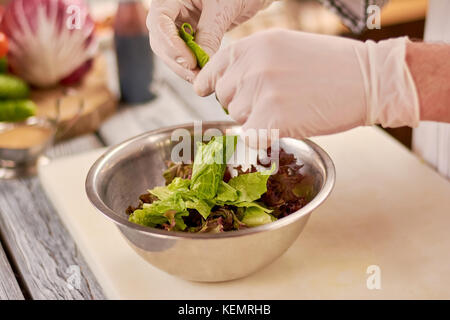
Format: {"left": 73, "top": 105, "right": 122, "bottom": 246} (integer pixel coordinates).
{"left": 38, "top": 126, "right": 450, "bottom": 299}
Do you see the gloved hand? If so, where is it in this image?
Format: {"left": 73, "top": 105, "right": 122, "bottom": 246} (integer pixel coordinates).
{"left": 194, "top": 30, "right": 420, "bottom": 145}
{"left": 147, "top": 0, "right": 274, "bottom": 82}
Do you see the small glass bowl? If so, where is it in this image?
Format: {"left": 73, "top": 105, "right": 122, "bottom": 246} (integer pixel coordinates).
{"left": 0, "top": 117, "right": 57, "bottom": 179}
{"left": 0, "top": 92, "right": 85, "bottom": 179}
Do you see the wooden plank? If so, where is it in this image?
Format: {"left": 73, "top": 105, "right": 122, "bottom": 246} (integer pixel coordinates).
{"left": 0, "top": 241, "right": 24, "bottom": 300}
{"left": 0, "top": 134, "right": 105, "bottom": 299}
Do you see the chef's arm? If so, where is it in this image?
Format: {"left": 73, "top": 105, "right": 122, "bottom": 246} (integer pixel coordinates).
{"left": 407, "top": 42, "right": 450, "bottom": 123}
{"left": 326, "top": 0, "right": 450, "bottom": 123}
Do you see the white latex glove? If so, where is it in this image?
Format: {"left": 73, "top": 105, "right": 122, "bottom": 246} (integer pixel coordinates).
{"left": 194, "top": 30, "right": 420, "bottom": 144}
{"left": 147, "top": 0, "right": 274, "bottom": 82}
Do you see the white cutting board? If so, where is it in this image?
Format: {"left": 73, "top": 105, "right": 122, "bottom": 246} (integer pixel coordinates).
{"left": 39, "top": 126, "right": 450, "bottom": 299}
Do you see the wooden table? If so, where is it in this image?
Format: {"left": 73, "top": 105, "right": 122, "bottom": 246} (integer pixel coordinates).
{"left": 0, "top": 60, "right": 229, "bottom": 300}
{"left": 0, "top": 0, "right": 434, "bottom": 298}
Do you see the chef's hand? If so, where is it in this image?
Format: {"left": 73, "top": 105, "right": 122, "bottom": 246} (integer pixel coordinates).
{"left": 147, "top": 0, "right": 274, "bottom": 82}
{"left": 194, "top": 30, "right": 420, "bottom": 146}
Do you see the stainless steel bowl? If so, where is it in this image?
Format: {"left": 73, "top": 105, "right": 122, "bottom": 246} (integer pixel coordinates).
{"left": 86, "top": 122, "right": 335, "bottom": 282}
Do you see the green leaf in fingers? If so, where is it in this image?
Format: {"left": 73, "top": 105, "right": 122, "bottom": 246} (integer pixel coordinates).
{"left": 179, "top": 23, "right": 230, "bottom": 115}
{"left": 179, "top": 23, "right": 210, "bottom": 68}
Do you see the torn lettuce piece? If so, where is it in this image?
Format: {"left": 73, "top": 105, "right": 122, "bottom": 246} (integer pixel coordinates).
{"left": 149, "top": 177, "right": 191, "bottom": 200}
{"left": 129, "top": 208, "right": 168, "bottom": 228}
{"left": 228, "top": 163, "right": 276, "bottom": 202}
{"left": 179, "top": 22, "right": 210, "bottom": 68}
{"left": 216, "top": 181, "right": 239, "bottom": 203}
{"left": 130, "top": 193, "right": 186, "bottom": 228}
{"left": 149, "top": 186, "right": 172, "bottom": 201}
{"left": 241, "top": 206, "right": 277, "bottom": 227}
{"left": 186, "top": 198, "right": 215, "bottom": 220}
{"left": 231, "top": 201, "right": 273, "bottom": 213}
{"left": 168, "top": 177, "right": 191, "bottom": 191}
{"left": 190, "top": 135, "right": 237, "bottom": 199}
{"left": 128, "top": 136, "right": 289, "bottom": 233}
{"left": 148, "top": 193, "right": 185, "bottom": 213}
{"left": 174, "top": 211, "right": 189, "bottom": 230}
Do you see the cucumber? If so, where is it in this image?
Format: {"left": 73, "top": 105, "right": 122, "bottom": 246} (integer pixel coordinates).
{"left": 0, "top": 100, "right": 36, "bottom": 122}
{"left": 0, "top": 74, "right": 30, "bottom": 99}
{"left": 0, "top": 57, "right": 7, "bottom": 74}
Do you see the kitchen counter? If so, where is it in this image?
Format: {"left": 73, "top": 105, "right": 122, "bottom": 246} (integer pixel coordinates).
{"left": 37, "top": 126, "right": 450, "bottom": 299}
{"left": 0, "top": 59, "right": 228, "bottom": 300}
{"left": 1, "top": 56, "right": 449, "bottom": 298}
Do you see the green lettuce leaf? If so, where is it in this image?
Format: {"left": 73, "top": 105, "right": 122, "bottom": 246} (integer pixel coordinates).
{"left": 186, "top": 198, "right": 215, "bottom": 220}
{"left": 190, "top": 135, "right": 237, "bottom": 199}
{"left": 228, "top": 163, "right": 276, "bottom": 202}
{"left": 148, "top": 186, "right": 172, "bottom": 201}
{"left": 174, "top": 211, "right": 189, "bottom": 230}
{"left": 179, "top": 23, "right": 210, "bottom": 68}
{"left": 216, "top": 181, "right": 239, "bottom": 202}
{"left": 232, "top": 201, "right": 273, "bottom": 213}
{"left": 129, "top": 208, "right": 168, "bottom": 227}
{"left": 130, "top": 193, "right": 186, "bottom": 227}
{"left": 168, "top": 177, "right": 191, "bottom": 191}
{"left": 241, "top": 206, "right": 277, "bottom": 227}
{"left": 144, "top": 194, "right": 186, "bottom": 213}
{"left": 129, "top": 136, "right": 281, "bottom": 232}
{"left": 149, "top": 177, "right": 191, "bottom": 200}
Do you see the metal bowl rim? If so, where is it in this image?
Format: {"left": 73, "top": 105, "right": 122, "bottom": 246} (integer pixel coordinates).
{"left": 85, "top": 121, "right": 335, "bottom": 240}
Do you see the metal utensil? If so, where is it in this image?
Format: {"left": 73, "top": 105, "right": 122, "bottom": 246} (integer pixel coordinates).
{"left": 86, "top": 121, "right": 335, "bottom": 282}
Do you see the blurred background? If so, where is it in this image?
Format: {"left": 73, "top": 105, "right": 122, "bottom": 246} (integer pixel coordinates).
{"left": 0, "top": 0, "right": 442, "bottom": 301}
{"left": 0, "top": 0, "right": 429, "bottom": 167}
{"left": 87, "top": 0, "right": 427, "bottom": 148}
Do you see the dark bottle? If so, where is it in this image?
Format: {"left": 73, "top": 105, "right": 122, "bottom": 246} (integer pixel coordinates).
{"left": 114, "top": 0, "right": 154, "bottom": 104}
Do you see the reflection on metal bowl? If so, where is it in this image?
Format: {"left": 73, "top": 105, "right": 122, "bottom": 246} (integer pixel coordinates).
{"left": 86, "top": 122, "right": 335, "bottom": 282}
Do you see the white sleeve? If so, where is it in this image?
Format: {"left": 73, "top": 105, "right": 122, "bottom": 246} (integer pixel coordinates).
{"left": 318, "top": 0, "right": 388, "bottom": 33}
